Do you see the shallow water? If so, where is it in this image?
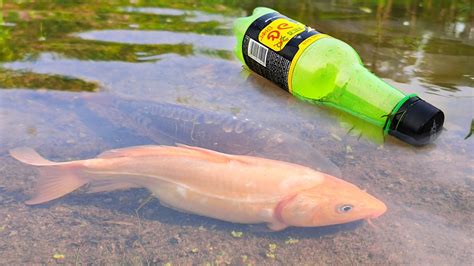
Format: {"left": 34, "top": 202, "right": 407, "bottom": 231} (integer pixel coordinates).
{"left": 0, "top": 0, "right": 473, "bottom": 264}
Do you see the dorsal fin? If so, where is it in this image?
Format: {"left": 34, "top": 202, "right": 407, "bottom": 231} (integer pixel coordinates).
{"left": 175, "top": 144, "right": 257, "bottom": 164}
{"left": 97, "top": 144, "right": 232, "bottom": 164}
{"left": 174, "top": 144, "right": 231, "bottom": 162}
{"left": 97, "top": 145, "right": 165, "bottom": 158}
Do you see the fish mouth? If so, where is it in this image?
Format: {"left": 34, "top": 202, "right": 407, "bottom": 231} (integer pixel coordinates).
{"left": 369, "top": 202, "right": 387, "bottom": 219}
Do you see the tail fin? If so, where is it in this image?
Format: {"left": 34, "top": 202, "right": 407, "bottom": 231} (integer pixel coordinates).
{"left": 9, "top": 147, "right": 88, "bottom": 205}
{"left": 9, "top": 147, "right": 57, "bottom": 166}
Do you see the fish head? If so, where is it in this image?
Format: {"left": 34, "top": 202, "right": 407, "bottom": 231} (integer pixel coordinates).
{"left": 278, "top": 174, "right": 387, "bottom": 227}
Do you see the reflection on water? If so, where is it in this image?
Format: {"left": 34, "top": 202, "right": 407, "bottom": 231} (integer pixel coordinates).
{"left": 121, "top": 6, "right": 237, "bottom": 24}
{"left": 0, "top": 68, "right": 98, "bottom": 91}
{"left": 75, "top": 30, "right": 234, "bottom": 50}
{"left": 0, "top": 0, "right": 473, "bottom": 264}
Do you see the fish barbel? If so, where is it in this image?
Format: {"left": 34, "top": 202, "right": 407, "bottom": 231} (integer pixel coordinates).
{"left": 10, "top": 145, "right": 386, "bottom": 231}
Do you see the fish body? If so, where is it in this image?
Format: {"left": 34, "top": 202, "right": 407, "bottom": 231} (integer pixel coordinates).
{"left": 3, "top": 92, "right": 341, "bottom": 177}
{"left": 10, "top": 145, "right": 386, "bottom": 231}
{"left": 84, "top": 95, "right": 342, "bottom": 177}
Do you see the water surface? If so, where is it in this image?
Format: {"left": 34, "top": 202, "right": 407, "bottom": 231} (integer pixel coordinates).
{"left": 0, "top": 0, "right": 473, "bottom": 264}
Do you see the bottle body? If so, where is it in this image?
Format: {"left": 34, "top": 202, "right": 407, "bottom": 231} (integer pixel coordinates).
{"left": 233, "top": 7, "right": 444, "bottom": 145}
{"left": 291, "top": 37, "right": 408, "bottom": 128}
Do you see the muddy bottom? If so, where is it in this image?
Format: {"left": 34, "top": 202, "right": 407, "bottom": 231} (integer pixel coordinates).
{"left": 0, "top": 133, "right": 472, "bottom": 265}
{"left": 1, "top": 0, "right": 473, "bottom": 264}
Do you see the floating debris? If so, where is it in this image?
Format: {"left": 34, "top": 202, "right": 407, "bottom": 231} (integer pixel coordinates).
{"left": 331, "top": 133, "right": 342, "bottom": 141}
{"left": 266, "top": 253, "right": 275, "bottom": 259}
{"left": 52, "top": 253, "right": 65, "bottom": 260}
{"left": 346, "top": 145, "right": 353, "bottom": 153}
{"left": 464, "top": 119, "right": 473, "bottom": 140}
{"left": 231, "top": 231, "right": 243, "bottom": 238}
{"left": 359, "top": 7, "right": 372, "bottom": 13}
{"left": 268, "top": 243, "right": 277, "bottom": 251}
{"left": 266, "top": 243, "right": 277, "bottom": 259}
{"left": 285, "top": 237, "right": 299, "bottom": 244}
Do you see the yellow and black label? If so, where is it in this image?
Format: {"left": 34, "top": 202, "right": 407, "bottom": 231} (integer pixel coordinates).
{"left": 242, "top": 12, "right": 330, "bottom": 92}
{"left": 258, "top": 18, "right": 305, "bottom": 52}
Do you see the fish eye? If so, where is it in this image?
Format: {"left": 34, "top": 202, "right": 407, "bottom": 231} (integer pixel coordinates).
{"left": 337, "top": 204, "right": 354, "bottom": 213}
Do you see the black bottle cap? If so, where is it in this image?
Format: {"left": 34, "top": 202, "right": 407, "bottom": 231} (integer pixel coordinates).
{"left": 388, "top": 96, "right": 444, "bottom": 146}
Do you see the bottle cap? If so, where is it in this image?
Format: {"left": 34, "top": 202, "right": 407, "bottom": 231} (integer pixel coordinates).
{"left": 388, "top": 96, "right": 444, "bottom": 146}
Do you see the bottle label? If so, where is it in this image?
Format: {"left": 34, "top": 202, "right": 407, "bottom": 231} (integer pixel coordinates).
{"left": 242, "top": 12, "right": 330, "bottom": 92}
{"left": 258, "top": 18, "right": 306, "bottom": 52}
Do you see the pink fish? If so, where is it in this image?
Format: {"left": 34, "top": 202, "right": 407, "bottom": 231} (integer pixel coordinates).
{"left": 10, "top": 144, "right": 386, "bottom": 231}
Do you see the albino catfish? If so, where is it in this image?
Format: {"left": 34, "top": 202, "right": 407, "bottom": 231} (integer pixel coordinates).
{"left": 10, "top": 145, "right": 386, "bottom": 231}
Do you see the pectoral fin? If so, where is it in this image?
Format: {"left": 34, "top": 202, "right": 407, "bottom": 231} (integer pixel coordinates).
{"left": 158, "top": 199, "right": 195, "bottom": 215}
{"left": 267, "top": 221, "right": 288, "bottom": 231}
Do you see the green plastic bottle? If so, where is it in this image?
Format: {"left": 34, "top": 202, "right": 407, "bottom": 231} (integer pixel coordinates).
{"left": 233, "top": 7, "right": 444, "bottom": 146}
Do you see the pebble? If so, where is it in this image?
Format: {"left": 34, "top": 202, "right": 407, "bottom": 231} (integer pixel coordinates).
{"left": 169, "top": 236, "right": 180, "bottom": 245}
{"left": 331, "top": 133, "right": 342, "bottom": 141}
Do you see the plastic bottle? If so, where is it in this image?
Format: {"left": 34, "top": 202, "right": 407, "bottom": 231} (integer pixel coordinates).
{"left": 233, "top": 7, "right": 444, "bottom": 146}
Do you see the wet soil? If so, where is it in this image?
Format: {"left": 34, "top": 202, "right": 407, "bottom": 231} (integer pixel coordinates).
{"left": 0, "top": 114, "right": 472, "bottom": 265}
{"left": 1, "top": 0, "right": 473, "bottom": 264}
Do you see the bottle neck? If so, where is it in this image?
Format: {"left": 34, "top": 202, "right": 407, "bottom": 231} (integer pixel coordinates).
{"left": 322, "top": 65, "right": 408, "bottom": 129}
{"left": 383, "top": 93, "right": 418, "bottom": 134}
